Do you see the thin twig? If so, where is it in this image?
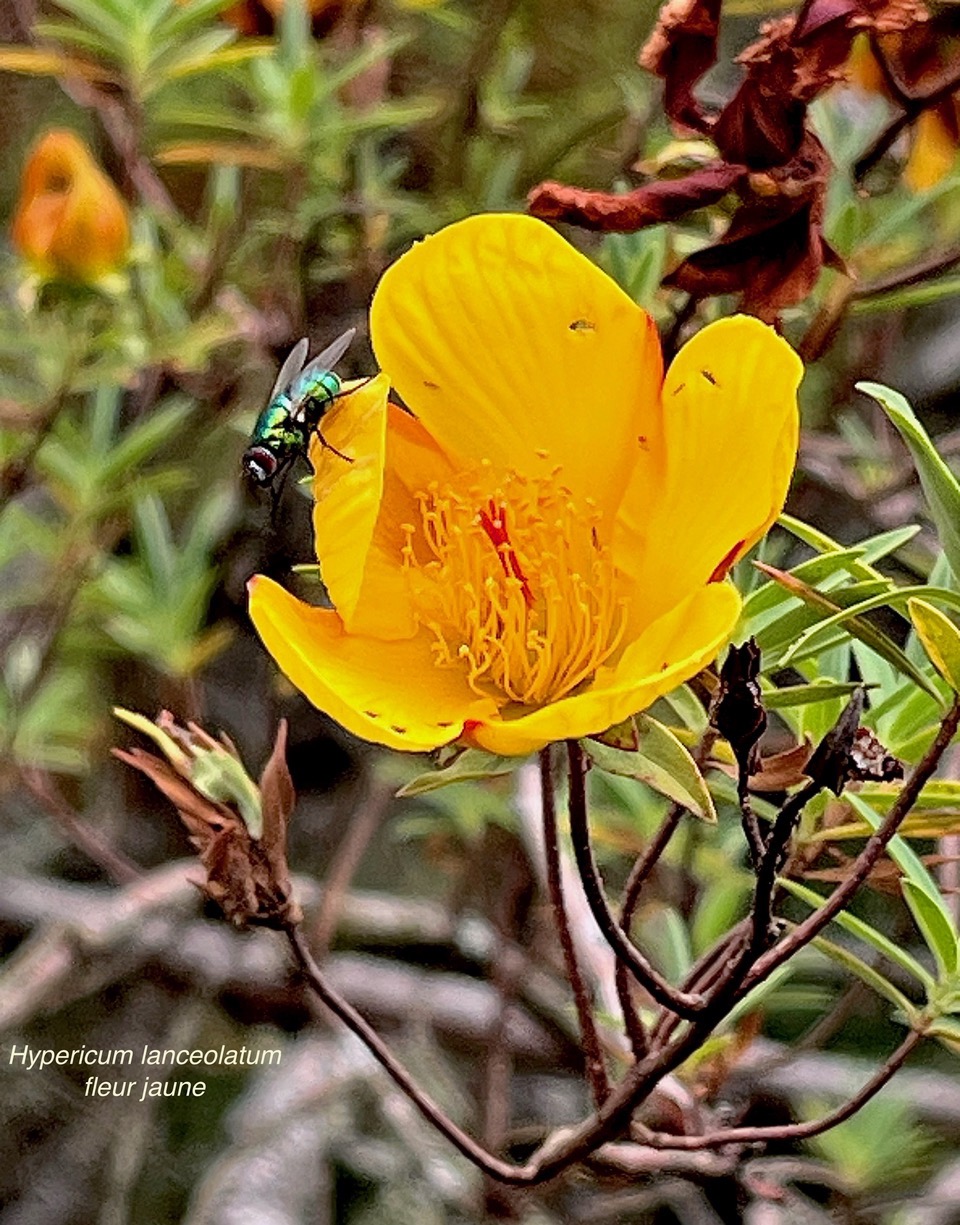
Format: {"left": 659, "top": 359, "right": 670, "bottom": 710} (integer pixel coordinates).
{"left": 286, "top": 924, "right": 530, "bottom": 1183}
{"left": 649, "top": 924, "right": 750, "bottom": 1051}
{"left": 616, "top": 802, "right": 686, "bottom": 1058}
{"left": 851, "top": 246, "right": 960, "bottom": 301}
{"left": 539, "top": 745, "right": 609, "bottom": 1107}
{"left": 634, "top": 1027, "right": 924, "bottom": 1149}
{"left": 855, "top": 65, "right": 960, "bottom": 182}
{"left": 566, "top": 740, "right": 707, "bottom": 1019}
{"left": 58, "top": 79, "right": 179, "bottom": 219}
{"left": 21, "top": 768, "right": 141, "bottom": 885}
{"left": 747, "top": 780, "right": 820, "bottom": 959}
{"left": 745, "top": 696, "right": 960, "bottom": 990}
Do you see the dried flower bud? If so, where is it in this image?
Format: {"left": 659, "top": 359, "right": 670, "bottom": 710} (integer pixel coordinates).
{"left": 712, "top": 639, "right": 767, "bottom": 779}
{"left": 12, "top": 130, "right": 130, "bottom": 284}
{"left": 848, "top": 726, "right": 904, "bottom": 783}
{"left": 113, "top": 710, "right": 300, "bottom": 929}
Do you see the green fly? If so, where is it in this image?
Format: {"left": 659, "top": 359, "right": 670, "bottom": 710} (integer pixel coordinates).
{"left": 242, "top": 328, "right": 356, "bottom": 491}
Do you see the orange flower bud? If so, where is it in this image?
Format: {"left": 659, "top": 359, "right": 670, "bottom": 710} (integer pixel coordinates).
{"left": 12, "top": 129, "right": 130, "bottom": 284}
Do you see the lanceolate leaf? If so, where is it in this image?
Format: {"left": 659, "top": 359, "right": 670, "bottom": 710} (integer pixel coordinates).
{"left": 858, "top": 382, "right": 960, "bottom": 585}
{"left": 902, "top": 879, "right": 959, "bottom": 979}
{"left": 908, "top": 598, "right": 960, "bottom": 693}
{"left": 397, "top": 749, "right": 517, "bottom": 797}
{"left": 584, "top": 714, "right": 716, "bottom": 823}
{"left": 763, "top": 680, "right": 869, "bottom": 710}
{"left": 782, "top": 877, "right": 935, "bottom": 992}
{"left": 845, "top": 793, "right": 947, "bottom": 904}
{"left": 816, "top": 780, "right": 960, "bottom": 840}
{"left": 754, "top": 564, "right": 941, "bottom": 700}
{"left": 810, "top": 935, "right": 920, "bottom": 1018}
{"left": 780, "top": 585, "right": 960, "bottom": 677}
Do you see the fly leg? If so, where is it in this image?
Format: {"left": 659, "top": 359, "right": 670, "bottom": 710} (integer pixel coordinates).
{"left": 268, "top": 455, "right": 298, "bottom": 526}
{"left": 314, "top": 427, "right": 354, "bottom": 464}
{"left": 312, "top": 378, "right": 375, "bottom": 464}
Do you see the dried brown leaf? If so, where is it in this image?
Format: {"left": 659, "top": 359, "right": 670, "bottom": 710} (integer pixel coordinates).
{"left": 528, "top": 163, "right": 745, "bottom": 232}
{"left": 639, "top": 0, "right": 723, "bottom": 130}
{"left": 113, "top": 732, "right": 301, "bottom": 930}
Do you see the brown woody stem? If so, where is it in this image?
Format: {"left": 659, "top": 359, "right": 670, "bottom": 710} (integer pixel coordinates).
{"left": 287, "top": 925, "right": 530, "bottom": 1183}
{"left": 743, "top": 696, "right": 960, "bottom": 990}
{"left": 635, "top": 1027, "right": 925, "bottom": 1149}
{"left": 616, "top": 802, "right": 686, "bottom": 1057}
{"left": 539, "top": 745, "right": 609, "bottom": 1107}
{"left": 566, "top": 740, "right": 708, "bottom": 1019}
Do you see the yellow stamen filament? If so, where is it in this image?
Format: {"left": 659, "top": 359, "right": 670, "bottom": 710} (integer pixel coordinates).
{"left": 403, "top": 468, "right": 626, "bottom": 707}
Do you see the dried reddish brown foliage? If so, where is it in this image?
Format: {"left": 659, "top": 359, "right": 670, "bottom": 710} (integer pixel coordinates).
{"left": 528, "top": 0, "right": 934, "bottom": 319}
{"left": 114, "top": 720, "right": 301, "bottom": 929}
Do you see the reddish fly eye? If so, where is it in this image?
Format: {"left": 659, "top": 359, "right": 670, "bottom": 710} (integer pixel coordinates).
{"left": 242, "top": 446, "right": 278, "bottom": 485}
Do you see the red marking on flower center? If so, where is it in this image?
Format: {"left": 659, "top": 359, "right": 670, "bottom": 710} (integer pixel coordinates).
{"left": 709, "top": 540, "right": 745, "bottom": 583}
{"left": 478, "top": 501, "right": 534, "bottom": 607}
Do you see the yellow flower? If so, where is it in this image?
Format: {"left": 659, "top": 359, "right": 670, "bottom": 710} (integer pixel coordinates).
{"left": 12, "top": 129, "right": 130, "bottom": 284}
{"left": 249, "top": 214, "right": 802, "bottom": 756}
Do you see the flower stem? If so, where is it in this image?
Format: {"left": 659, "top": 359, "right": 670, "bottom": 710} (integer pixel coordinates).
{"left": 565, "top": 740, "right": 707, "bottom": 1019}
{"left": 538, "top": 745, "right": 609, "bottom": 1107}
{"left": 634, "top": 1027, "right": 925, "bottom": 1149}
{"left": 286, "top": 925, "right": 530, "bottom": 1183}
{"left": 743, "top": 695, "right": 960, "bottom": 990}
{"left": 616, "top": 803, "right": 686, "bottom": 1056}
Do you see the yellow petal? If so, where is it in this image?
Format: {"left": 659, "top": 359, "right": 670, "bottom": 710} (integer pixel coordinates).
{"left": 312, "top": 380, "right": 457, "bottom": 640}
{"left": 310, "top": 374, "right": 412, "bottom": 640}
{"left": 370, "top": 213, "right": 663, "bottom": 518}
{"left": 248, "top": 575, "right": 497, "bottom": 752}
{"left": 615, "top": 315, "right": 801, "bottom": 629}
{"left": 466, "top": 583, "right": 740, "bottom": 756}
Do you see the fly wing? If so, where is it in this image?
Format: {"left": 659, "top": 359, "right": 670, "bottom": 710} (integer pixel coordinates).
{"left": 297, "top": 327, "right": 357, "bottom": 383}
{"left": 269, "top": 338, "right": 309, "bottom": 402}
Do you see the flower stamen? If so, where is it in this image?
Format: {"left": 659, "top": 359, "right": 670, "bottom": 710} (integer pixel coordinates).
{"left": 407, "top": 469, "right": 625, "bottom": 708}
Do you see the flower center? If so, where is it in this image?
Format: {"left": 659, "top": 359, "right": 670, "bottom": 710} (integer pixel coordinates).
{"left": 402, "top": 466, "right": 626, "bottom": 707}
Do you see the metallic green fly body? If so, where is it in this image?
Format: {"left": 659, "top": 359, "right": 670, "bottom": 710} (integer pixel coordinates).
{"left": 242, "top": 328, "right": 356, "bottom": 488}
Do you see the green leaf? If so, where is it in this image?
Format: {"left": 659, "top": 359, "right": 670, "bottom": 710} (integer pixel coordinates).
{"left": 777, "top": 515, "right": 920, "bottom": 572}
{"left": 927, "top": 1015, "right": 960, "bottom": 1053}
{"left": 782, "top": 584, "right": 960, "bottom": 672}
{"left": 159, "top": 39, "right": 272, "bottom": 83}
{"left": 396, "top": 749, "right": 517, "bottom": 797}
{"left": 908, "top": 598, "right": 960, "bottom": 692}
{"left": 844, "top": 792, "right": 959, "bottom": 979}
{"left": 590, "top": 717, "right": 639, "bottom": 750}
{"left": 754, "top": 564, "right": 941, "bottom": 700}
{"left": 902, "top": 879, "right": 959, "bottom": 979}
{"left": 777, "top": 512, "right": 845, "bottom": 554}
{"left": 845, "top": 793, "right": 945, "bottom": 902}
{"left": 763, "top": 680, "right": 870, "bottom": 710}
{"left": 810, "top": 935, "right": 919, "bottom": 1018}
{"left": 858, "top": 382, "right": 960, "bottom": 584}
{"left": 782, "top": 878, "right": 935, "bottom": 991}
{"left": 656, "top": 684, "right": 708, "bottom": 734}
{"left": 583, "top": 714, "right": 716, "bottom": 823}
{"left": 818, "top": 780, "right": 960, "bottom": 840}
{"left": 744, "top": 548, "right": 868, "bottom": 623}
{"left": 754, "top": 579, "right": 891, "bottom": 660}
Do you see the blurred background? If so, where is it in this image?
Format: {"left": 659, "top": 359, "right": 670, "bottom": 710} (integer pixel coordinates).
{"left": 3, "top": 0, "right": 960, "bottom": 1221}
